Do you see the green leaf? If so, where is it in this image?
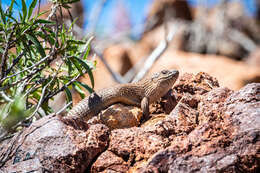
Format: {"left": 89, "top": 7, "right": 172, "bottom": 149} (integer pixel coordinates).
{"left": 21, "top": 0, "right": 27, "bottom": 22}
{"left": 19, "top": 11, "right": 23, "bottom": 21}
{"left": 67, "top": 39, "right": 85, "bottom": 45}
{"left": 83, "top": 36, "right": 94, "bottom": 60}
{"left": 32, "top": 91, "right": 41, "bottom": 100}
{"left": 73, "top": 56, "right": 94, "bottom": 89}
{"left": 73, "top": 82, "right": 85, "bottom": 99}
{"left": 34, "top": 19, "right": 55, "bottom": 25}
{"left": 68, "top": 18, "right": 78, "bottom": 32}
{"left": 34, "top": 10, "right": 48, "bottom": 18}
{"left": 1, "top": 94, "right": 27, "bottom": 131}
{"left": 0, "top": 102, "right": 12, "bottom": 121}
{"left": 27, "top": 0, "right": 37, "bottom": 20}
{"left": 63, "top": 0, "right": 80, "bottom": 4}
{"left": 62, "top": 4, "right": 71, "bottom": 9}
{"left": 65, "top": 58, "right": 73, "bottom": 75}
{"left": 8, "top": 0, "right": 15, "bottom": 16}
{"left": 64, "top": 86, "right": 72, "bottom": 102}
{"left": 0, "top": 1, "right": 6, "bottom": 24}
{"left": 70, "top": 56, "right": 83, "bottom": 75}
{"left": 26, "top": 34, "right": 46, "bottom": 58}
{"left": 6, "top": 13, "right": 18, "bottom": 23}
{"left": 76, "top": 81, "right": 93, "bottom": 94}
{"left": 24, "top": 106, "right": 36, "bottom": 118}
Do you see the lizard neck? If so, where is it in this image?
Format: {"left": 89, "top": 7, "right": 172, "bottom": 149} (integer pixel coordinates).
{"left": 135, "top": 79, "right": 161, "bottom": 102}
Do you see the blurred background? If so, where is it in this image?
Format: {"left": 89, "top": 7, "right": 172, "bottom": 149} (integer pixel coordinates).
{"left": 3, "top": 0, "right": 260, "bottom": 93}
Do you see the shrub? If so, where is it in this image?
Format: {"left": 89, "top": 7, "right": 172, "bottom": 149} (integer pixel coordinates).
{"left": 0, "top": 0, "right": 94, "bottom": 135}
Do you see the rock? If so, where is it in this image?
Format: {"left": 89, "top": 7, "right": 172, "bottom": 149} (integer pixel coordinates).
{"left": 246, "top": 47, "right": 260, "bottom": 68}
{"left": 98, "top": 104, "right": 142, "bottom": 130}
{"left": 138, "top": 83, "right": 260, "bottom": 172}
{"left": 91, "top": 150, "right": 129, "bottom": 172}
{"left": 91, "top": 127, "right": 170, "bottom": 172}
{"left": 0, "top": 115, "right": 110, "bottom": 172}
{"left": 103, "top": 45, "right": 133, "bottom": 76}
{"left": 1, "top": 73, "right": 259, "bottom": 172}
{"left": 145, "top": 0, "right": 192, "bottom": 32}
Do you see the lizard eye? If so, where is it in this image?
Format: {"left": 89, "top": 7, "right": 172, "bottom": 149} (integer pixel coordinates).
{"left": 161, "top": 70, "right": 168, "bottom": 74}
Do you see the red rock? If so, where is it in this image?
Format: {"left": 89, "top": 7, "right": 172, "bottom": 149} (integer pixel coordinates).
{"left": 0, "top": 115, "right": 110, "bottom": 172}
{"left": 91, "top": 151, "right": 129, "bottom": 172}
{"left": 1, "top": 73, "right": 259, "bottom": 172}
{"left": 246, "top": 47, "right": 260, "bottom": 69}
{"left": 98, "top": 103, "right": 142, "bottom": 130}
{"left": 103, "top": 45, "right": 133, "bottom": 76}
{"left": 138, "top": 83, "right": 260, "bottom": 172}
{"left": 145, "top": 0, "right": 192, "bottom": 31}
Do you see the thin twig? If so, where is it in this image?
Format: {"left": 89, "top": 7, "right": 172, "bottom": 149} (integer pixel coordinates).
{"left": 0, "top": 52, "right": 55, "bottom": 84}
{"left": 42, "top": 73, "right": 81, "bottom": 103}
{"left": 5, "top": 51, "right": 26, "bottom": 75}
{"left": 56, "top": 101, "right": 72, "bottom": 115}
{"left": 92, "top": 46, "right": 126, "bottom": 83}
{"left": 0, "top": 91, "right": 13, "bottom": 102}
{"left": 0, "top": 30, "right": 14, "bottom": 79}
{"left": 132, "top": 26, "right": 176, "bottom": 82}
{"left": 31, "top": 61, "right": 64, "bottom": 117}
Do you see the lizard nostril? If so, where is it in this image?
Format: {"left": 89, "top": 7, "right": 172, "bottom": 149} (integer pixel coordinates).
{"left": 172, "top": 70, "right": 179, "bottom": 76}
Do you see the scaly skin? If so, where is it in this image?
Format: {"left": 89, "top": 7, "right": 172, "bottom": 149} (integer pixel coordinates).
{"left": 64, "top": 69, "right": 179, "bottom": 123}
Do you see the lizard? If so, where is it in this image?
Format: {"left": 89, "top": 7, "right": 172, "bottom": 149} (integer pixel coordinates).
{"left": 62, "top": 69, "right": 179, "bottom": 125}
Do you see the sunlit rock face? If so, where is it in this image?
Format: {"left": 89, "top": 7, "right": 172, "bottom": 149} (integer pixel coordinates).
{"left": 1, "top": 73, "right": 259, "bottom": 172}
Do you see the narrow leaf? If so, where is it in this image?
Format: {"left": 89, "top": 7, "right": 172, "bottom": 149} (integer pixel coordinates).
{"left": 70, "top": 56, "right": 83, "bottom": 75}
{"left": 65, "top": 59, "right": 72, "bottom": 75}
{"left": 83, "top": 36, "right": 94, "bottom": 60}
{"left": 34, "top": 10, "right": 48, "bottom": 19}
{"left": 64, "top": 86, "right": 72, "bottom": 102}
{"left": 8, "top": 0, "right": 15, "bottom": 16}
{"left": 0, "top": 2, "right": 6, "bottom": 24}
{"left": 27, "top": 0, "right": 37, "bottom": 20}
{"left": 19, "top": 12, "right": 23, "bottom": 21}
{"left": 73, "top": 56, "right": 94, "bottom": 89}
{"left": 77, "top": 81, "right": 93, "bottom": 94}
{"left": 73, "top": 82, "right": 85, "bottom": 99}
{"left": 67, "top": 39, "right": 85, "bottom": 45}
{"left": 21, "top": 0, "right": 27, "bottom": 22}
{"left": 26, "top": 34, "right": 46, "bottom": 58}
{"left": 34, "top": 19, "right": 55, "bottom": 25}
{"left": 63, "top": 0, "right": 80, "bottom": 4}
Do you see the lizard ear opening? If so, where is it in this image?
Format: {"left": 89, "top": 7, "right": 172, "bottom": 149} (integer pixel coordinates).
{"left": 151, "top": 72, "right": 160, "bottom": 82}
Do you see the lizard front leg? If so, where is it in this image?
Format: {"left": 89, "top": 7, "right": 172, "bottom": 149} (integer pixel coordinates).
{"left": 141, "top": 97, "right": 149, "bottom": 119}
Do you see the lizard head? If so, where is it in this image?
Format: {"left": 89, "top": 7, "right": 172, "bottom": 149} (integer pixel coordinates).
{"left": 145, "top": 69, "right": 179, "bottom": 102}
{"left": 151, "top": 69, "right": 179, "bottom": 88}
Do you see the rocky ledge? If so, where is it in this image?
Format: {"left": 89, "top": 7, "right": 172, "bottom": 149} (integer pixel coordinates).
{"left": 0, "top": 72, "right": 259, "bottom": 172}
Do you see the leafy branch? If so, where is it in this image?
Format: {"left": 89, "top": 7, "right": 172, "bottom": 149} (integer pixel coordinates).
{"left": 0, "top": 0, "right": 95, "bottom": 136}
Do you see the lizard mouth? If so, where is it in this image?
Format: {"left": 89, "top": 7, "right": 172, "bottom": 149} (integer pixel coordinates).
{"left": 158, "top": 70, "right": 179, "bottom": 84}
{"left": 170, "top": 70, "right": 179, "bottom": 77}
{"left": 166, "top": 70, "right": 179, "bottom": 80}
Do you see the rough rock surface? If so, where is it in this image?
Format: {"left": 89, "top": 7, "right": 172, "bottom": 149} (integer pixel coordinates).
{"left": 1, "top": 73, "right": 259, "bottom": 173}
{"left": 90, "top": 73, "right": 260, "bottom": 172}
{"left": 137, "top": 84, "right": 260, "bottom": 173}
{"left": 0, "top": 115, "right": 110, "bottom": 172}
{"left": 98, "top": 104, "right": 142, "bottom": 130}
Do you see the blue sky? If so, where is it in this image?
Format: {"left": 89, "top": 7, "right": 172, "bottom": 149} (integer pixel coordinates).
{"left": 1, "top": 0, "right": 258, "bottom": 38}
